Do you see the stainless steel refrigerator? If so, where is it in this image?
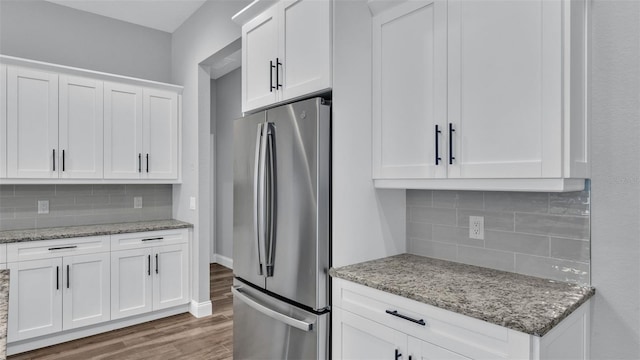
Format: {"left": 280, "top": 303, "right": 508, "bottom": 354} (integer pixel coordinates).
{"left": 232, "top": 97, "right": 331, "bottom": 360}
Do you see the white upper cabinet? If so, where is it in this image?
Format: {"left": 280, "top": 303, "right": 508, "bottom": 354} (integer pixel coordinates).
{"left": 372, "top": 0, "right": 589, "bottom": 192}
{"left": 372, "top": 0, "right": 447, "bottom": 180}
{"left": 0, "top": 55, "right": 182, "bottom": 184}
{"left": 1, "top": 64, "right": 6, "bottom": 178}
{"left": 59, "top": 75, "right": 104, "bottom": 179}
{"left": 104, "top": 82, "right": 144, "bottom": 179}
{"left": 6, "top": 67, "right": 59, "bottom": 179}
{"left": 143, "top": 88, "right": 179, "bottom": 179}
{"left": 243, "top": 5, "right": 280, "bottom": 111}
{"left": 237, "top": 0, "right": 332, "bottom": 113}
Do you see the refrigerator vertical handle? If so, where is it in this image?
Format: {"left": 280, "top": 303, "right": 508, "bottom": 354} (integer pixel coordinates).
{"left": 265, "top": 123, "right": 277, "bottom": 277}
{"left": 253, "top": 123, "right": 265, "bottom": 276}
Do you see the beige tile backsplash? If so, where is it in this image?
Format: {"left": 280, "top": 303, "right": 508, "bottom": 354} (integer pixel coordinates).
{"left": 407, "top": 186, "right": 591, "bottom": 285}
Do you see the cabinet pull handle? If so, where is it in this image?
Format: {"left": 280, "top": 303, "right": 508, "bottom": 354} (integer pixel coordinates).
{"left": 435, "top": 125, "right": 442, "bottom": 165}
{"left": 138, "top": 153, "right": 142, "bottom": 173}
{"left": 52, "top": 149, "right": 56, "bottom": 171}
{"left": 141, "top": 237, "right": 163, "bottom": 242}
{"left": 385, "top": 310, "right": 426, "bottom": 326}
{"left": 146, "top": 153, "right": 149, "bottom": 173}
{"left": 48, "top": 245, "right": 78, "bottom": 251}
{"left": 395, "top": 349, "right": 402, "bottom": 360}
{"left": 56, "top": 266, "right": 59, "bottom": 290}
{"left": 276, "top": 58, "right": 282, "bottom": 89}
{"left": 67, "top": 265, "right": 70, "bottom": 289}
{"left": 270, "top": 61, "right": 276, "bottom": 92}
{"left": 409, "top": 356, "right": 412, "bottom": 360}
{"left": 155, "top": 253, "right": 159, "bottom": 274}
{"left": 62, "top": 149, "right": 65, "bottom": 171}
{"left": 448, "top": 123, "right": 456, "bottom": 165}
{"left": 148, "top": 254, "right": 151, "bottom": 276}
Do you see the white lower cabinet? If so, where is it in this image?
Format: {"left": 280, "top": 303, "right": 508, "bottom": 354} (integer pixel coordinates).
{"left": 333, "top": 278, "right": 590, "bottom": 360}
{"left": 63, "top": 253, "right": 111, "bottom": 330}
{"left": 111, "top": 230, "right": 189, "bottom": 320}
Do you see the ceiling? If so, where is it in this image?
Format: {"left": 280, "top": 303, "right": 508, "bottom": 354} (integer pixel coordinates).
{"left": 44, "top": 0, "right": 207, "bottom": 33}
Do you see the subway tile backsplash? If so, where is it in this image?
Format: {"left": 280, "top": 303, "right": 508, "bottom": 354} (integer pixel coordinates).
{"left": 0, "top": 184, "right": 172, "bottom": 231}
{"left": 407, "top": 189, "right": 590, "bottom": 285}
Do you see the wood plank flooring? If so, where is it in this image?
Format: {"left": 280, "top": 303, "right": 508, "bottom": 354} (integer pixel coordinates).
{"left": 9, "top": 264, "right": 234, "bottom": 360}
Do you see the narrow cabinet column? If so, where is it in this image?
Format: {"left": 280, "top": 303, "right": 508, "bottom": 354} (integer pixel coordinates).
{"left": 6, "top": 67, "right": 59, "bottom": 178}
{"left": 152, "top": 243, "right": 189, "bottom": 310}
{"left": 59, "top": 76, "right": 104, "bottom": 179}
{"left": 104, "top": 82, "right": 143, "bottom": 179}
{"left": 1, "top": 64, "right": 7, "bottom": 178}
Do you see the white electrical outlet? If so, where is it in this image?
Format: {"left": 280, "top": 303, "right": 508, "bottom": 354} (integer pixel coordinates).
{"left": 189, "top": 197, "right": 196, "bottom": 210}
{"left": 37, "top": 200, "right": 49, "bottom": 214}
{"left": 134, "top": 196, "right": 143, "bottom": 209}
{"left": 469, "top": 216, "right": 484, "bottom": 240}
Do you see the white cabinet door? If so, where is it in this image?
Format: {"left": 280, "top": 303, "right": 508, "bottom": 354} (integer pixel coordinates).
{"left": 6, "top": 66, "right": 59, "bottom": 178}
{"left": 8, "top": 258, "right": 63, "bottom": 342}
{"left": 63, "top": 252, "right": 110, "bottom": 330}
{"left": 111, "top": 248, "right": 152, "bottom": 320}
{"left": 152, "top": 243, "right": 189, "bottom": 310}
{"left": 408, "top": 336, "right": 471, "bottom": 360}
{"left": 333, "top": 307, "right": 407, "bottom": 360}
{"left": 143, "top": 88, "right": 178, "bottom": 179}
{"left": 59, "top": 75, "right": 104, "bottom": 179}
{"left": 279, "top": 0, "right": 331, "bottom": 101}
{"left": 104, "top": 82, "right": 143, "bottom": 179}
{"left": 447, "top": 0, "right": 562, "bottom": 179}
{"left": 242, "top": 4, "right": 279, "bottom": 112}
{"left": 0, "top": 64, "right": 6, "bottom": 178}
{"left": 372, "top": 0, "right": 447, "bottom": 179}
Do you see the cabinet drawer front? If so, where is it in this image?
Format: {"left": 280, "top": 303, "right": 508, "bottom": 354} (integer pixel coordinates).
{"left": 7, "top": 236, "right": 110, "bottom": 262}
{"left": 110, "top": 229, "right": 188, "bottom": 251}
{"left": 334, "top": 279, "right": 513, "bottom": 359}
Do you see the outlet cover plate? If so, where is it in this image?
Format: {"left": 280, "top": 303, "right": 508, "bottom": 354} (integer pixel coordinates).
{"left": 469, "top": 215, "right": 484, "bottom": 240}
{"left": 37, "top": 200, "right": 49, "bottom": 214}
{"left": 134, "top": 196, "right": 143, "bottom": 209}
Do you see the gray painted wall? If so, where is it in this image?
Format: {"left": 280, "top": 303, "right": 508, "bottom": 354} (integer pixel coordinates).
{"left": 590, "top": 1, "right": 640, "bottom": 358}
{"left": 171, "top": 0, "right": 250, "bottom": 305}
{"left": 213, "top": 68, "right": 241, "bottom": 260}
{"left": 0, "top": 0, "right": 172, "bottom": 83}
{"left": 407, "top": 189, "right": 590, "bottom": 285}
{"left": 0, "top": 185, "right": 172, "bottom": 230}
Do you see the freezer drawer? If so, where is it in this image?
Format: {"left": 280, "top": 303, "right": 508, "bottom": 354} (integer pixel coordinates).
{"left": 233, "top": 280, "right": 329, "bottom": 360}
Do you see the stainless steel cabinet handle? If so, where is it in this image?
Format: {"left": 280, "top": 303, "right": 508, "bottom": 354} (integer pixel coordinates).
{"left": 395, "top": 349, "right": 402, "bottom": 360}
{"left": 146, "top": 153, "right": 149, "bottom": 173}
{"left": 232, "top": 287, "right": 313, "bottom": 331}
{"left": 56, "top": 266, "right": 59, "bottom": 290}
{"left": 66, "top": 265, "right": 70, "bottom": 289}
{"left": 155, "top": 254, "right": 158, "bottom": 274}
{"left": 62, "top": 149, "right": 65, "bottom": 171}
{"left": 53, "top": 149, "right": 56, "bottom": 171}
{"left": 138, "top": 153, "right": 142, "bottom": 173}
{"left": 147, "top": 254, "right": 151, "bottom": 276}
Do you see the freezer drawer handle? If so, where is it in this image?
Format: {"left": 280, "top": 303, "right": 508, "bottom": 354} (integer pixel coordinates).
{"left": 385, "top": 310, "right": 426, "bottom": 326}
{"left": 232, "top": 287, "right": 314, "bottom": 332}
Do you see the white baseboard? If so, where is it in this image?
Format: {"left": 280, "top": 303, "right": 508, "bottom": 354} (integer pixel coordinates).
{"left": 189, "top": 299, "right": 213, "bottom": 318}
{"left": 212, "top": 253, "right": 233, "bottom": 269}
{"left": 8, "top": 304, "right": 189, "bottom": 356}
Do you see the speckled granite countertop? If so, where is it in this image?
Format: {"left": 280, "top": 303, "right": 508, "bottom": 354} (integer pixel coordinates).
{"left": 0, "top": 219, "right": 193, "bottom": 243}
{"left": 0, "top": 270, "right": 8, "bottom": 360}
{"left": 330, "top": 253, "right": 595, "bottom": 337}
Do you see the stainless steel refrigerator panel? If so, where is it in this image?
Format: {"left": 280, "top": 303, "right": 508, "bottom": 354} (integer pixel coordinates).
{"left": 263, "top": 98, "right": 331, "bottom": 311}
{"left": 233, "top": 111, "right": 268, "bottom": 288}
{"left": 233, "top": 280, "right": 328, "bottom": 360}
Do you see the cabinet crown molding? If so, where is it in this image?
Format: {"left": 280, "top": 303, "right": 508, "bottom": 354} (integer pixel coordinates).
{"left": 0, "top": 55, "right": 183, "bottom": 93}
{"left": 232, "top": 0, "right": 278, "bottom": 26}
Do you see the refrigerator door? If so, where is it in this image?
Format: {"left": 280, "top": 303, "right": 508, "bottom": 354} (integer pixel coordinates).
{"left": 233, "top": 280, "right": 328, "bottom": 360}
{"left": 264, "top": 98, "right": 331, "bottom": 311}
{"left": 233, "top": 111, "right": 268, "bottom": 288}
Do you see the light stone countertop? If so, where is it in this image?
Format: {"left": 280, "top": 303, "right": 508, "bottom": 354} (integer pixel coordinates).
{"left": 329, "top": 253, "right": 595, "bottom": 337}
{"left": 0, "top": 219, "right": 193, "bottom": 243}
{"left": 0, "top": 270, "right": 8, "bottom": 360}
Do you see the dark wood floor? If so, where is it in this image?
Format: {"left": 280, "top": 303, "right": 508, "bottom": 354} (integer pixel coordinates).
{"left": 9, "top": 263, "right": 234, "bottom": 360}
